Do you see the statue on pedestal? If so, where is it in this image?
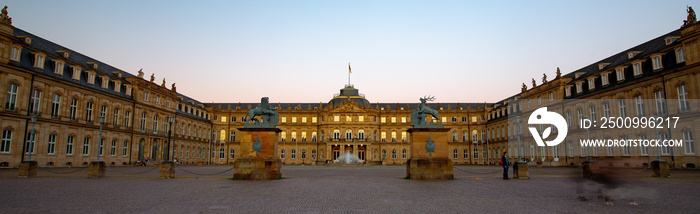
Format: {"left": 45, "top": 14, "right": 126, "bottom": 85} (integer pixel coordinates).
{"left": 410, "top": 95, "right": 443, "bottom": 128}
{"left": 242, "top": 97, "right": 279, "bottom": 128}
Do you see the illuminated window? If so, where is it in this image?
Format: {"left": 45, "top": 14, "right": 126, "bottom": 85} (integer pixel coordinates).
{"left": 358, "top": 116, "right": 364, "bottom": 122}
{"left": 334, "top": 116, "right": 340, "bottom": 122}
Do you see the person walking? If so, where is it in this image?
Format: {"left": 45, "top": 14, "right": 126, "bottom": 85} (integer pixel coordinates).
{"left": 501, "top": 152, "right": 510, "bottom": 180}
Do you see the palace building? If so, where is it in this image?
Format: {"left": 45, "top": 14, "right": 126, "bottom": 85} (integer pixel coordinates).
{"left": 1, "top": 6, "right": 698, "bottom": 168}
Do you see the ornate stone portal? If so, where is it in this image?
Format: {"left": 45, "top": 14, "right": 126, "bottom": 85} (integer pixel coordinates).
{"left": 233, "top": 97, "right": 282, "bottom": 180}
{"left": 406, "top": 96, "right": 453, "bottom": 180}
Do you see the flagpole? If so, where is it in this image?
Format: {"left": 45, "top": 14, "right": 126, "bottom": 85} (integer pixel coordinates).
{"left": 348, "top": 63, "right": 351, "bottom": 86}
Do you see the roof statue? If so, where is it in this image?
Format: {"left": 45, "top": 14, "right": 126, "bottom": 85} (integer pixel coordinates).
{"left": 522, "top": 83, "right": 527, "bottom": 92}
{"left": 556, "top": 67, "right": 562, "bottom": 78}
{"left": 1, "top": 6, "right": 11, "bottom": 25}
{"left": 689, "top": 6, "right": 697, "bottom": 24}
{"left": 171, "top": 83, "right": 176, "bottom": 92}
{"left": 137, "top": 69, "right": 144, "bottom": 78}
{"left": 531, "top": 78, "right": 536, "bottom": 88}
{"left": 410, "top": 95, "right": 443, "bottom": 128}
{"left": 542, "top": 73, "right": 548, "bottom": 83}
{"left": 150, "top": 73, "right": 155, "bottom": 82}
{"left": 242, "top": 97, "right": 279, "bottom": 128}
{"left": 161, "top": 78, "right": 166, "bottom": 87}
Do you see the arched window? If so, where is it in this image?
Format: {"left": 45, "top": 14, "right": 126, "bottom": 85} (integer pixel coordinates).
{"left": 333, "top": 130, "right": 340, "bottom": 140}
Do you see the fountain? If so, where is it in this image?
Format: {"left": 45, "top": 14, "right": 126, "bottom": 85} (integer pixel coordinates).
{"left": 333, "top": 152, "right": 364, "bottom": 165}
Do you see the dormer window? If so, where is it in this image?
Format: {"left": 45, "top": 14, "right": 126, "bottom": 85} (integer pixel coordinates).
{"left": 10, "top": 45, "right": 21, "bottom": 62}
{"left": 628, "top": 51, "right": 641, "bottom": 59}
{"left": 616, "top": 68, "right": 625, "bottom": 81}
{"left": 633, "top": 61, "right": 643, "bottom": 75}
{"left": 87, "top": 72, "right": 96, "bottom": 84}
{"left": 87, "top": 62, "right": 98, "bottom": 70}
{"left": 664, "top": 36, "right": 679, "bottom": 45}
{"left": 588, "top": 77, "right": 595, "bottom": 90}
{"left": 112, "top": 71, "right": 122, "bottom": 78}
{"left": 32, "top": 53, "right": 45, "bottom": 69}
{"left": 651, "top": 55, "right": 662, "bottom": 70}
{"left": 598, "top": 63, "right": 610, "bottom": 70}
{"left": 114, "top": 81, "right": 121, "bottom": 93}
{"left": 601, "top": 72, "right": 610, "bottom": 86}
{"left": 575, "top": 81, "right": 583, "bottom": 94}
{"left": 71, "top": 66, "right": 81, "bottom": 80}
{"left": 676, "top": 48, "right": 685, "bottom": 63}
{"left": 125, "top": 85, "right": 132, "bottom": 96}
{"left": 100, "top": 76, "right": 109, "bottom": 89}
{"left": 52, "top": 60, "right": 64, "bottom": 75}
{"left": 56, "top": 51, "right": 69, "bottom": 59}
{"left": 565, "top": 86, "right": 572, "bottom": 97}
{"left": 574, "top": 72, "right": 585, "bottom": 79}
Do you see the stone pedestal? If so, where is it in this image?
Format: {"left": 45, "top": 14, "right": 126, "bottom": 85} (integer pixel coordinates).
{"left": 652, "top": 160, "right": 670, "bottom": 177}
{"left": 88, "top": 161, "right": 106, "bottom": 178}
{"left": 233, "top": 157, "right": 282, "bottom": 180}
{"left": 581, "top": 160, "right": 599, "bottom": 178}
{"left": 513, "top": 161, "right": 529, "bottom": 179}
{"left": 406, "top": 128, "right": 452, "bottom": 180}
{"left": 406, "top": 158, "right": 453, "bottom": 180}
{"left": 233, "top": 128, "right": 282, "bottom": 180}
{"left": 18, "top": 161, "right": 38, "bottom": 178}
{"left": 159, "top": 161, "right": 175, "bottom": 179}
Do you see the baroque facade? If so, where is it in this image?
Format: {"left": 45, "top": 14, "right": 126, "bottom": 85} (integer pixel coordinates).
{"left": 0, "top": 6, "right": 698, "bottom": 168}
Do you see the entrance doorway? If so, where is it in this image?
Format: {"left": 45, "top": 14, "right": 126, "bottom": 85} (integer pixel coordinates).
{"left": 138, "top": 139, "right": 145, "bottom": 161}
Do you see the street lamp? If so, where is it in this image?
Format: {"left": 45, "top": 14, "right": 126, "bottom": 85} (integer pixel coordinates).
{"left": 27, "top": 116, "right": 37, "bottom": 161}
{"left": 584, "top": 116, "right": 591, "bottom": 162}
{"left": 165, "top": 116, "right": 174, "bottom": 162}
{"left": 97, "top": 116, "right": 104, "bottom": 162}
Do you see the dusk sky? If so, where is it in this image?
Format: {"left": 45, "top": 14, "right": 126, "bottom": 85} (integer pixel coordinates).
{"left": 4, "top": 1, "right": 695, "bottom": 103}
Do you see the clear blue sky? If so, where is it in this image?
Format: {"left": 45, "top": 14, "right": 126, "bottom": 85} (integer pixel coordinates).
{"left": 4, "top": 1, "right": 694, "bottom": 103}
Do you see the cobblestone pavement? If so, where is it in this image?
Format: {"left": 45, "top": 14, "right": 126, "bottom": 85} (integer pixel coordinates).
{"left": 1, "top": 165, "right": 700, "bottom": 213}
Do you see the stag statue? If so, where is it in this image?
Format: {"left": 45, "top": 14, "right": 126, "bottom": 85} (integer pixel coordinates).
{"left": 410, "top": 95, "right": 443, "bottom": 128}
{"left": 242, "top": 97, "right": 279, "bottom": 128}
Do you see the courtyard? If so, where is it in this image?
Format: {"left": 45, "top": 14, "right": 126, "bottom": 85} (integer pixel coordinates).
{"left": 1, "top": 165, "right": 699, "bottom": 213}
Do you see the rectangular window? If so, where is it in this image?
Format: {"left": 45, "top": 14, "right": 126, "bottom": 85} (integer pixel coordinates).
{"left": 334, "top": 116, "right": 340, "bottom": 122}
{"left": 291, "top": 149, "right": 296, "bottom": 159}
{"left": 113, "top": 108, "right": 119, "bottom": 126}
{"left": 381, "top": 117, "right": 386, "bottom": 123}
{"left": 230, "top": 149, "right": 235, "bottom": 159}
{"left": 302, "top": 117, "right": 307, "bottom": 123}
{"left": 87, "top": 72, "right": 95, "bottom": 84}
{"left": 86, "top": 102, "right": 93, "bottom": 122}
{"left": 616, "top": 68, "right": 624, "bottom": 81}
{"left": 588, "top": 78, "right": 595, "bottom": 90}
{"left": 589, "top": 105, "right": 597, "bottom": 123}
{"left": 10, "top": 46, "right": 20, "bottom": 61}
{"left": 312, "top": 117, "right": 317, "bottom": 123}
{"left": 5, "top": 84, "right": 18, "bottom": 110}
{"left": 634, "top": 62, "right": 643, "bottom": 75}
{"left": 47, "top": 134, "right": 56, "bottom": 155}
{"left": 603, "top": 103, "right": 610, "bottom": 118}
{"left": 1, "top": 130, "right": 12, "bottom": 153}
{"left": 51, "top": 94, "right": 61, "bottom": 118}
{"left": 678, "top": 85, "right": 689, "bottom": 112}
{"left": 72, "top": 67, "right": 81, "bottom": 80}
{"left": 82, "top": 138, "right": 90, "bottom": 155}
{"left": 655, "top": 91, "right": 665, "bottom": 116}
{"left": 575, "top": 82, "right": 582, "bottom": 93}
{"left": 111, "top": 140, "right": 116, "bottom": 156}
{"left": 565, "top": 87, "right": 571, "bottom": 97}
{"left": 358, "top": 116, "right": 363, "bottom": 122}
{"left": 676, "top": 48, "right": 685, "bottom": 63}
{"left": 144, "top": 92, "right": 148, "bottom": 101}
{"left": 292, "top": 117, "right": 297, "bottom": 123}
{"left": 635, "top": 95, "right": 644, "bottom": 117}
{"left": 641, "top": 136, "right": 648, "bottom": 155}
{"left": 54, "top": 61, "right": 64, "bottom": 75}
{"left": 652, "top": 57, "right": 662, "bottom": 70}
{"left": 473, "top": 148, "right": 478, "bottom": 159}
{"left": 34, "top": 55, "right": 45, "bottom": 69}
{"left": 601, "top": 73, "right": 609, "bottom": 85}
{"left": 25, "top": 133, "right": 35, "bottom": 154}
{"left": 66, "top": 136, "right": 74, "bottom": 155}
{"left": 101, "top": 77, "right": 109, "bottom": 89}
{"left": 391, "top": 117, "right": 396, "bottom": 123}
{"left": 69, "top": 99, "right": 78, "bottom": 120}
{"left": 125, "top": 111, "right": 131, "bottom": 128}
{"left": 122, "top": 141, "right": 128, "bottom": 157}
{"left": 618, "top": 99, "right": 626, "bottom": 118}
{"left": 115, "top": 82, "right": 121, "bottom": 93}
{"left": 29, "top": 89, "right": 41, "bottom": 114}
{"left": 683, "top": 131, "right": 694, "bottom": 154}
